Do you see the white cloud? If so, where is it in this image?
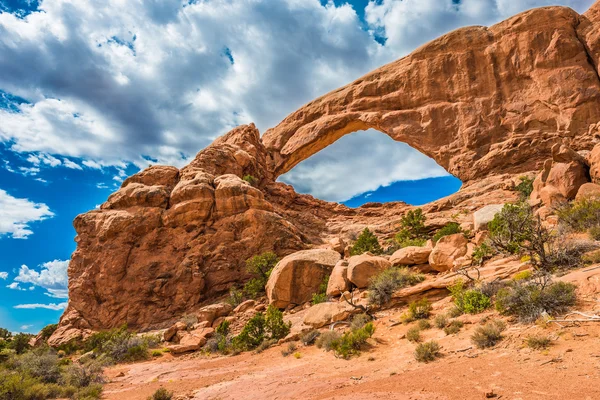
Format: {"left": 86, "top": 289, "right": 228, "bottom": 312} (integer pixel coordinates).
{"left": 14, "top": 260, "right": 69, "bottom": 299}
{"left": 7, "top": 282, "right": 22, "bottom": 290}
{"left": 20, "top": 324, "right": 33, "bottom": 330}
{"left": 63, "top": 158, "right": 83, "bottom": 170}
{"left": 279, "top": 129, "right": 449, "bottom": 202}
{"left": 0, "top": 272, "right": 7, "bottom": 280}
{"left": 0, "top": 0, "right": 595, "bottom": 200}
{"left": 0, "top": 189, "right": 54, "bottom": 239}
{"left": 14, "top": 302, "right": 67, "bottom": 311}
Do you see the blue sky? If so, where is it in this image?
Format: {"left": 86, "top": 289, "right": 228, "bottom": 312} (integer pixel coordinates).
{"left": 0, "top": 0, "right": 596, "bottom": 333}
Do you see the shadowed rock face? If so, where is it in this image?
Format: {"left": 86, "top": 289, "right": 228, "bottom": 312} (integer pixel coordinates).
{"left": 51, "top": 2, "right": 600, "bottom": 344}
{"left": 263, "top": 4, "right": 600, "bottom": 182}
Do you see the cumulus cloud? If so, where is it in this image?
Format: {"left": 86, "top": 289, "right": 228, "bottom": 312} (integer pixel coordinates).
{"left": 14, "top": 302, "right": 68, "bottom": 311}
{"left": 13, "top": 260, "right": 69, "bottom": 299}
{"left": 0, "top": 0, "right": 596, "bottom": 200}
{"left": 0, "top": 272, "right": 7, "bottom": 280}
{"left": 0, "top": 189, "right": 54, "bottom": 239}
{"left": 279, "top": 129, "right": 449, "bottom": 202}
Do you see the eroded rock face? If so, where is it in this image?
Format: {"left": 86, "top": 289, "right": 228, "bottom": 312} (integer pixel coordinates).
{"left": 50, "top": 2, "right": 600, "bottom": 344}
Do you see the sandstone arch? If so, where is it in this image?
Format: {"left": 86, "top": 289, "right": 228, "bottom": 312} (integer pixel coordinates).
{"left": 263, "top": 5, "right": 600, "bottom": 182}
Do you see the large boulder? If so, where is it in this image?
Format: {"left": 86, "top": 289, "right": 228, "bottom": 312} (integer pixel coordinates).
{"left": 303, "top": 302, "right": 352, "bottom": 328}
{"left": 389, "top": 246, "right": 431, "bottom": 266}
{"left": 545, "top": 161, "right": 589, "bottom": 200}
{"left": 347, "top": 253, "right": 391, "bottom": 288}
{"left": 266, "top": 249, "right": 341, "bottom": 308}
{"left": 576, "top": 182, "right": 600, "bottom": 201}
{"left": 473, "top": 204, "right": 504, "bottom": 232}
{"left": 428, "top": 233, "right": 468, "bottom": 272}
{"left": 589, "top": 143, "right": 600, "bottom": 184}
{"left": 326, "top": 260, "right": 350, "bottom": 296}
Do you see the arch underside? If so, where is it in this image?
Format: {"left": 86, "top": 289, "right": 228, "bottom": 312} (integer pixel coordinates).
{"left": 263, "top": 5, "right": 600, "bottom": 182}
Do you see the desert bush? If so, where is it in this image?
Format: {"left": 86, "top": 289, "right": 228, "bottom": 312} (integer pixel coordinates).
{"left": 432, "top": 222, "right": 462, "bottom": 243}
{"left": 434, "top": 314, "right": 449, "bottom": 329}
{"left": 368, "top": 267, "right": 425, "bottom": 306}
{"left": 414, "top": 341, "right": 441, "bottom": 363}
{"left": 180, "top": 314, "right": 198, "bottom": 330}
{"left": 255, "top": 339, "right": 277, "bottom": 354}
{"left": 395, "top": 209, "right": 429, "bottom": 248}
{"left": 443, "top": 320, "right": 463, "bottom": 335}
{"left": 512, "top": 270, "right": 532, "bottom": 281}
{"left": 265, "top": 305, "right": 291, "bottom": 340}
{"left": 227, "top": 286, "right": 244, "bottom": 307}
{"left": 329, "top": 322, "right": 375, "bottom": 359}
{"left": 39, "top": 324, "right": 58, "bottom": 342}
{"left": 84, "top": 325, "right": 152, "bottom": 362}
{"left": 0, "top": 328, "right": 11, "bottom": 340}
{"left": 350, "top": 313, "right": 371, "bottom": 331}
{"left": 10, "top": 333, "right": 33, "bottom": 355}
{"left": 408, "top": 299, "right": 432, "bottom": 320}
{"left": 244, "top": 252, "right": 279, "bottom": 298}
{"left": 556, "top": 198, "right": 600, "bottom": 233}
{"left": 488, "top": 202, "right": 535, "bottom": 255}
{"left": 315, "top": 331, "right": 341, "bottom": 351}
{"left": 495, "top": 280, "right": 576, "bottom": 322}
{"left": 417, "top": 319, "right": 431, "bottom": 330}
{"left": 216, "top": 320, "right": 230, "bottom": 337}
{"left": 514, "top": 176, "right": 534, "bottom": 200}
{"left": 471, "top": 242, "right": 494, "bottom": 266}
{"left": 526, "top": 335, "right": 552, "bottom": 350}
{"left": 281, "top": 342, "right": 297, "bottom": 357}
{"left": 301, "top": 330, "right": 320, "bottom": 346}
{"left": 450, "top": 279, "right": 491, "bottom": 314}
{"left": 589, "top": 226, "right": 600, "bottom": 240}
{"left": 13, "top": 348, "right": 62, "bottom": 383}
{"left": 148, "top": 387, "right": 173, "bottom": 400}
{"left": 406, "top": 326, "right": 421, "bottom": 343}
{"left": 233, "top": 305, "right": 290, "bottom": 351}
{"left": 242, "top": 175, "right": 257, "bottom": 185}
{"left": 471, "top": 320, "right": 506, "bottom": 349}
{"left": 350, "top": 228, "right": 383, "bottom": 255}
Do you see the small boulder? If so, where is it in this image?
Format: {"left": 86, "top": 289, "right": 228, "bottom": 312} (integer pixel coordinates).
{"left": 303, "top": 302, "right": 352, "bottom": 328}
{"left": 473, "top": 204, "right": 504, "bottom": 232}
{"left": 197, "top": 303, "right": 233, "bottom": 324}
{"left": 347, "top": 253, "right": 391, "bottom": 288}
{"left": 163, "top": 321, "right": 187, "bottom": 342}
{"left": 389, "top": 246, "right": 431, "bottom": 266}
{"left": 329, "top": 237, "right": 346, "bottom": 255}
{"left": 167, "top": 327, "right": 214, "bottom": 354}
{"left": 326, "top": 260, "right": 350, "bottom": 297}
{"left": 233, "top": 299, "right": 257, "bottom": 313}
{"left": 539, "top": 185, "right": 566, "bottom": 207}
{"left": 576, "top": 183, "right": 600, "bottom": 201}
{"left": 266, "top": 249, "right": 341, "bottom": 308}
{"left": 428, "top": 233, "right": 468, "bottom": 272}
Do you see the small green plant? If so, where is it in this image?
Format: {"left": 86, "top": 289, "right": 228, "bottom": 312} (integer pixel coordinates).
{"left": 556, "top": 198, "right": 600, "bottom": 233}
{"left": 434, "top": 314, "right": 449, "bottom": 329}
{"left": 148, "top": 388, "right": 173, "bottom": 400}
{"left": 525, "top": 335, "right": 552, "bottom": 350}
{"left": 148, "top": 387, "right": 173, "bottom": 400}
{"left": 395, "top": 209, "right": 429, "bottom": 247}
{"left": 514, "top": 176, "right": 534, "bottom": 200}
{"left": 329, "top": 322, "right": 375, "bottom": 359}
{"left": 495, "top": 280, "right": 576, "bottom": 322}
{"left": 350, "top": 228, "right": 383, "bottom": 255}
{"left": 311, "top": 275, "right": 329, "bottom": 305}
{"left": 408, "top": 299, "right": 432, "bottom": 320}
{"left": 265, "top": 305, "right": 291, "bottom": 340}
{"left": 406, "top": 326, "right": 421, "bottom": 343}
{"left": 233, "top": 305, "right": 290, "bottom": 351}
{"left": 471, "top": 320, "right": 506, "bottom": 349}
{"left": 368, "top": 267, "right": 425, "bottom": 306}
{"left": 512, "top": 270, "right": 533, "bottom": 281}
{"left": 242, "top": 175, "right": 257, "bottom": 185}
{"left": 9, "top": 333, "right": 33, "bottom": 354}
{"left": 414, "top": 341, "right": 441, "bottom": 363}
{"left": 244, "top": 252, "right": 279, "bottom": 298}
{"left": 293, "top": 352, "right": 302, "bottom": 359}
{"left": 443, "top": 320, "right": 463, "bottom": 335}
{"left": 432, "top": 222, "right": 462, "bottom": 243}
{"left": 472, "top": 242, "right": 494, "bottom": 265}
{"left": 462, "top": 290, "right": 491, "bottom": 314}
{"left": 227, "top": 286, "right": 244, "bottom": 307}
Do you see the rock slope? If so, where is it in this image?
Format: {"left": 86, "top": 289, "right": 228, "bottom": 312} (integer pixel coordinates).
{"left": 50, "top": 1, "right": 600, "bottom": 345}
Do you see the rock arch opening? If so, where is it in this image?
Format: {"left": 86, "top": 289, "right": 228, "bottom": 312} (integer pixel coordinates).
{"left": 277, "top": 129, "right": 462, "bottom": 207}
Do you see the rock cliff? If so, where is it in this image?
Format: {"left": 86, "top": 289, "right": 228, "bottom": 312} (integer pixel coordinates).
{"left": 50, "top": 1, "right": 600, "bottom": 345}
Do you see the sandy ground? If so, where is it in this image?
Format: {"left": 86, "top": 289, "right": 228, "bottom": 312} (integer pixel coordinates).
{"left": 102, "top": 302, "right": 600, "bottom": 400}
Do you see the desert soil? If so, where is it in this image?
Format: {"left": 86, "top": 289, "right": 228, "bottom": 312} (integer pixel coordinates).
{"left": 102, "top": 303, "right": 600, "bottom": 400}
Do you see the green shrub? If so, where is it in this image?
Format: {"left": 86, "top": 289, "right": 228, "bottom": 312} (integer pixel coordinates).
{"left": 512, "top": 270, "right": 532, "bottom": 281}
{"left": 556, "top": 198, "right": 600, "bottom": 233}
{"left": 350, "top": 313, "right": 371, "bottom": 331}
{"left": 406, "top": 327, "right": 421, "bottom": 343}
{"left": 244, "top": 252, "right": 279, "bottom": 298}
{"left": 242, "top": 175, "right": 257, "bottom": 185}
{"left": 432, "top": 222, "right": 462, "bottom": 243}
{"left": 414, "top": 341, "right": 441, "bottom": 363}
{"left": 148, "top": 387, "right": 173, "bottom": 400}
{"left": 216, "top": 320, "right": 230, "bottom": 337}
{"left": 265, "top": 305, "right": 291, "bottom": 340}
{"left": 514, "top": 176, "right": 534, "bottom": 200}
{"left": 84, "top": 325, "right": 151, "bottom": 362}
{"left": 233, "top": 305, "right": 290, "bottom": 351}
{"left": 495, "top": 280, "right": 576, "bottom": 322}
{"left": 462, "top": 290, "right": 491, "bottom": 314}
{"left": 526, "top": 335, "right": 552, "bottom": 350}
{"left": 443, "top": 320, "right": 463, "bottom": 335}
{"left": 395, "top": 209, "right": 429, "bottom": 248}
{"left": 281, "top": 342, "right": 297, "bottom": 357}
{"left": 10, "top": 333, "right": 33, "bottom": 355}
{"left": 301, "top": 330, "right": 320, "bottom": 346}
{"left": 329, "top": 322, "right": 375, "bottom": 359}
{"left": 472, "top": 242, "right": 494, "bottom": 265}
{"left": 471, "top": 320, "right": 506, "bottom": 348}
{"left": 311, "top": 276, "right": 329, "bottom": 305}
{"left": 39, "top": 324, "right": 58, "bottom": 342}
{"left": 434, "top": 314, "right": 449, "bottom": 329}
{"left": 13, "top": 348, "right": 62, "bottom": 383}
{"left": 408, "top": 299, "right": 431, "bottom": 320}
{"left": 227, "top": 286, "right": 244, "bottom": 307}
{"left": 0, "top": 328, "right": 11, "bottom": 340}
{"left": 350, "top": 228, "right": 383, "bottom": 256}
{"left": 315, "top": 331, "right": 341, "bottom": 351}
{"left": 488, "top": 202, "right": 535, "bottom": 255}
{"left": 368, "top": 267, "right": 425, "bottom": 306}
{"left": 589, "top": 226, "right": 600, "bottom": 241}
{"left": 255, "top": 339, "right": 277, "bottom": 353}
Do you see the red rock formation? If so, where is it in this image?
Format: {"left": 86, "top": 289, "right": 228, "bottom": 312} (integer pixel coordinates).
{"left": 50, "top": 2, "right": 600, "bottom": 344}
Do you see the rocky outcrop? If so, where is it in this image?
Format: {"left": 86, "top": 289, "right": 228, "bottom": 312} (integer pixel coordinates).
{"left": 266, "top": 249, "right": 340, "bottom": 308}
{"left": 50, "top": 1, "right": 600, "bottom": 344}
{"left": 347, "top": 254, "right": 391, "bottom": 288}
